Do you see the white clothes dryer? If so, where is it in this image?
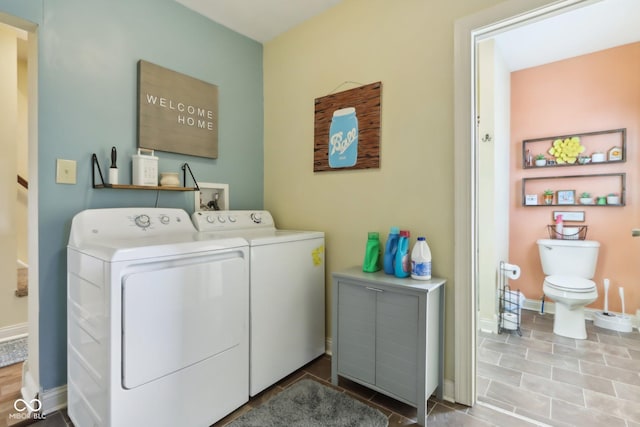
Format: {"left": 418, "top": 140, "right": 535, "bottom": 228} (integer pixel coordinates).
{"left": 192, "top": 210, "right": 325, "bottom": 396}
{"left": 67, "top": 208, "right": 249, "bottom": 427}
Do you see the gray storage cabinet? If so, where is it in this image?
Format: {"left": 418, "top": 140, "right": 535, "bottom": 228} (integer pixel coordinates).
{"left": 331, "top": 267, "right": 445, "bottom": 426}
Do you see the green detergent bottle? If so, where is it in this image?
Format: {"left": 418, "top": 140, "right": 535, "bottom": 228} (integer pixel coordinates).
{"left": 363, "top": 232, "right": 382, "bottom": 272}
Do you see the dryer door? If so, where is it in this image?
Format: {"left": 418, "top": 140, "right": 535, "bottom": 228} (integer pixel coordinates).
{"left": 121, "top": 251, "right": 247, "bottom": 389}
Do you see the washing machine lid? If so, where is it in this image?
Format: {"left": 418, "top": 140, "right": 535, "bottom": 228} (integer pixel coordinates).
{"left": 68, "top": 208, "right": 248, "bottom": 261}
{"left": 545, "top": 275, "right": 595, "bottom": 291}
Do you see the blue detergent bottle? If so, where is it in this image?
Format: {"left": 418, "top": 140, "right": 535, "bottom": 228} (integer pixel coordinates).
{"left": 394, "top": 230, "right": 411, "bottom": 278}
{"left": 383, "top": 227, "right": 400, "bottom": 274}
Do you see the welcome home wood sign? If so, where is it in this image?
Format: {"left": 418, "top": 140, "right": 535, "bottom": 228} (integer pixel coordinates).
{"left": 137, "top": 60, "right": 218, "bottom": 158}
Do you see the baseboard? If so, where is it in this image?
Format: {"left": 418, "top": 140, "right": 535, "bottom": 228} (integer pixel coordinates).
{"left": 21, "top": 361, "right": 39, "bottom": 406}
{"left": 443, "top": 379, "right": 455, "bottom": 403}
{"left": 40, "top": 384, "right": 67, "bottom": 415}
{"left": 0, "top": 323, "right": 28, "bottom": 342}
{"left": 478, "top": 316, "right": 498, "bottom": 334}
{"left": 522, "top": 298, "right": 638, "bottom": 330}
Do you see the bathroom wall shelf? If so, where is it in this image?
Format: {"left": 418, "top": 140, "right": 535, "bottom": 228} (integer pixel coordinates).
{"left": 522, "top": 128, "right": 626, "bottom": 169}
{"left": 522, "top": 173, "right": 626, "bottom": 207}
{"left": 91, "top": 154, "right": 197, "bottom": 191}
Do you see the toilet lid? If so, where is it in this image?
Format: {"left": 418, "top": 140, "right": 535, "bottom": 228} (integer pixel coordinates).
{"left": 545, "top": 275, "right": 595, "bottom": 292}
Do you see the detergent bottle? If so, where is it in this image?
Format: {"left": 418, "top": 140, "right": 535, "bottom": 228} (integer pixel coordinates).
{"left": 394, "top": 230, "right": 411, "bottom": 278}
{"left": 411, "top": 237, "right": 432, "bottom": 280}
{"left": 383, "top": 227, "right": 400, "bottom": 274}
{"left": 362, "top": 232, "right": 381, "bottom": 272}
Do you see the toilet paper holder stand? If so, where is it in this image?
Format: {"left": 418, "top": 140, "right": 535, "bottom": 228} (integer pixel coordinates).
{"left": 498, "top": 261, "right": 522, "bottom": 336}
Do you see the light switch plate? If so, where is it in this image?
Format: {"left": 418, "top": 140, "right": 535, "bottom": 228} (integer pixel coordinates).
{"left": 56, "top": 159, "right": 77, "bottom": 184}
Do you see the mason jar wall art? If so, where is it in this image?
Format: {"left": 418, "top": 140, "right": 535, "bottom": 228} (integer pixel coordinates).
{"left": 329, "top": 107, "right": 358, "bottom": 168}
{"left": 313, "top": 81, "right": 381, "bottom": 172}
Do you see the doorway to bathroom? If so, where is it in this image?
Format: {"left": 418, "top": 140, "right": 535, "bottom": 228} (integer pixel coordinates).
{"left": 454, "top": 0, "right": 640, "bottom": 415}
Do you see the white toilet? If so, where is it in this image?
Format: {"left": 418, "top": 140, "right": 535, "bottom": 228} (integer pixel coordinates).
{"left": 537, "top": 239, "right": 600, "bottom": 339}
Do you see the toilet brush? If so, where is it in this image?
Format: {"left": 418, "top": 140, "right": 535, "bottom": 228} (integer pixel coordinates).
{"left": 603, "top": 278, "right": 612, "bottom": 316}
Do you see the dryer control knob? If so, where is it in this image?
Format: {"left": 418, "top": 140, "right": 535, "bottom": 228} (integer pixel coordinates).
{"left": 206, "top": 215, "right": 215, "bottom": 223}
{"left": 134, "top": 214, "right": 151, "bottom": 228}
{"left": 217, "top": 215, "right": 226, "bottom": 223}
{"left": 159, "top": 215, "right": 170, "bottom": 225}
{"left": 228, "top": 215, "right": 237, "bottom": 223}
{"left": 251, "top": 212, "right": 262, "bottom": 224}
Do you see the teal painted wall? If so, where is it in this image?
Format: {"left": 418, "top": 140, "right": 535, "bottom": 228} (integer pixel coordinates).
{"left": 0, "top": 0, "right": 263, "bottom": 390}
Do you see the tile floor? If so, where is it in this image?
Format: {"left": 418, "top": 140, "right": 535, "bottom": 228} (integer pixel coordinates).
{"left": 13, "top": 355, "right": 532, "bottom": 427}
{"left": 478, "top": 309, "right": 640, "bottom": 427}
{"left": 10, "top": 309, "right": 640, "bottom": 426}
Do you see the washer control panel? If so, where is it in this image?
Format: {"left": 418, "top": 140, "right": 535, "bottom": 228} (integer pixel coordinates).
{"left": 192, "top": 210, "right": 274, "bottom": 231}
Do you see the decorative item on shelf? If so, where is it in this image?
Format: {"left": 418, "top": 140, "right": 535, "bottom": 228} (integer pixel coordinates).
{"left": 525, "top": 149, "right": 533, "bottom": 167}
{"left": 535, "top": 154, "right": 546, "bottom": 167}
{"left": 547, "top": 224, "right": 588, "bottom": 240}
{"left": 596, "top": 196, "right": 607, "bottom": 205}
{"left": 557, "top": 190, "right": 575, "bottom": 205}
{"left": 579, "top": 192, "right": 593, "bottom": 205}
{"left": 543, "top": 189, "right": 554, "bottom": 205}
{"left": 577, "top": 155, "right": 591, "bottom": 164}
{"left": 548, "top": 136, "right": 585, "bottom": 164}
{"left": 606, "top": 193, "right": 620, "bottom": 205}
{"left": 525, "top": 194, "right": 538, "bottom": 206}
{"left": 608, "top": 146, "right": 622, "bottom": 161}
{"left": 591, "top": 152, "right": 605, "bottom": 163}
{"left": 159, "top": 172, "right": 180, "bottom": 187}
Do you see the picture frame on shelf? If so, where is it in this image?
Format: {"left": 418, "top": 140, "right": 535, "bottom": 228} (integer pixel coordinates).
{"left": 557, "top": 190, "right": 575, "bottom": 205}
{"left": 525, "top": 194, "right": 538, "bottom": 206}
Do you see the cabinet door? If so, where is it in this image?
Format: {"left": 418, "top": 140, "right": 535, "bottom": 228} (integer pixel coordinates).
{"left": 337, "top": 282, "right": 376, "bottom": 384}
{"left": 376, "top": 291, "right": 419, "bottom": 404}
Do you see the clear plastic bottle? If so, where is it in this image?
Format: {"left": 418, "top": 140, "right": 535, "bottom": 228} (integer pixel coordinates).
{"left": 411, "top": 237, "right": 432, "bottom": 280}
{"left": 383, "top": 227, "right": 400, "bottom": 275}
{"left": 362, "top": 232, "right": 381, "bottom": 272}
{"left": 394, "top": 230, "right": 411, "bottom": 278}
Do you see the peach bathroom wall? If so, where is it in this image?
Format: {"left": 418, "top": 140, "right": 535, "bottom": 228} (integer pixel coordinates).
{"left": 510, "top": 42, "right": 640, "bottom": 315}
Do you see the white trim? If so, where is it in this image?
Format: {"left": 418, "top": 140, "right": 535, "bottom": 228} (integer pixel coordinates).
{"left": 454, "top": 0, "right": 598, "bottom": 407}
{"left": 325, "top": 337, "right": 332, "bottom": 356}
{"left": 442, "top": 379, "right": 455, "bottom": 403}
{"left": 478, "top": 315, "right": 498, "bottom": 334}
{"left": 0, "top": 323, "right": 28, "bottom": 342}
{"left": 40, "top": 384, "right": 67, "bottom": 415}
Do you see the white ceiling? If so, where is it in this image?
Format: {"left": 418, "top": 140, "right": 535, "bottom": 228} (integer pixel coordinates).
{"left": 493, "top": 0, "right": 640, "bottom": 71}
{"left": 175, "top": 0, "right": 640, "bottom": 72}
{"left": 175, "top": 0, "right": 343, "bottom": 43}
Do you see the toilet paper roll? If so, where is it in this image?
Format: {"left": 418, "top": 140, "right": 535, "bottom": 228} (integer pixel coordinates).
{"left": 502, "top": 312, "right": 518, "bottom": 330}
{"left": 501, "top": 263, "right": 521, "bottom": 280}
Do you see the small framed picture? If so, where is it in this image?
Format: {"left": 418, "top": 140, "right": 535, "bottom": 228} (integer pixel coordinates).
{"left": 524, "top": 194, "right": 538, "bottom": 205}
{"left": 553, "top": 211, "right": 585, "bottom": 222}
{"left": 557, "top": 190, "right": 575, "bottom": 205}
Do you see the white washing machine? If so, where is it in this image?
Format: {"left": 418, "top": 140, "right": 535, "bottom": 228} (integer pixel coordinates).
{"left": 192, "top": 210, "right": 325, "bottom": 396}
{"left": 67, "top": 208, "right": 249, "bottom": 427}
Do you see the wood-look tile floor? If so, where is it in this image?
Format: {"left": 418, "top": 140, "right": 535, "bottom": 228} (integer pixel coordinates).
{"left": 1, "top": 354, "right": 529, "bottom": 427}
{"left": 8, "top": 309, "right": 639, "bottom": 426}
{"left": 478, "top": 309, "right": 640, "bottom": 427}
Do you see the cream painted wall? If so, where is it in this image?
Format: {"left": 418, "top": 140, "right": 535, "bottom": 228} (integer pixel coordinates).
{"left": 264, "top": 0, "right": 503, "bottom": 383}
{"left": 0, "top": 25, "right": 27, "bottom": 330}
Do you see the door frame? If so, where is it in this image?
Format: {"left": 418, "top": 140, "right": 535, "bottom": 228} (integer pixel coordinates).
{"left": 453, "top": 0, "right": 600, "bottom": 405}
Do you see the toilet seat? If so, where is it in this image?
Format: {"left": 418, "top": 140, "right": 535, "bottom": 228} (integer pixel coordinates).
{"left": 545, "top": 275, "right": 596, "bottom": 293}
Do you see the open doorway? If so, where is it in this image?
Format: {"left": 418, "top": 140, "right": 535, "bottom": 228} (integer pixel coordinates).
{"left": 455, "top": 0, "right": 640, "bottom": 410}
{"left": 0, "top": 12, "right": 39, "bottom": 425}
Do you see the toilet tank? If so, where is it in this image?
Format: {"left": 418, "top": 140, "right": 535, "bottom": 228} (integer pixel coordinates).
{"left": 536, "top": 239, "right": 600, "bottom": 278}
